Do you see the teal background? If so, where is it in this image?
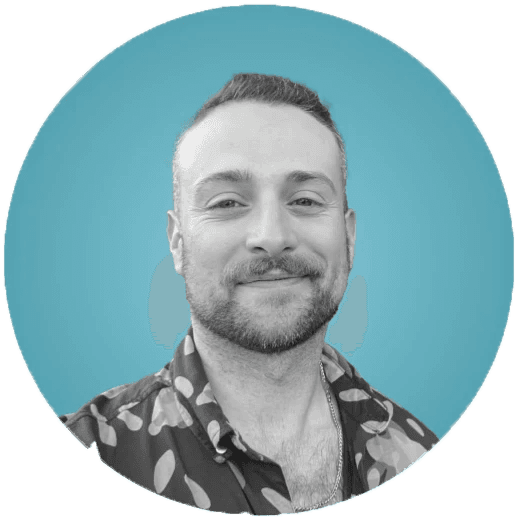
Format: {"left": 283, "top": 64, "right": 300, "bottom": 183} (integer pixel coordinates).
{"left": 0, "top": 2, "right": 510, "bottom": 518}
{"left": 4, "top": 6, "right": 513, "bottom": 439}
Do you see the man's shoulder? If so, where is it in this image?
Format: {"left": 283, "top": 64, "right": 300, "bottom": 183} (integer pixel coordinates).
{"left": 351, "top": 380, "right": 439, "bottom": 491}
{"left": 323, "top": 343, "right": 439, "bottom": 495}
{"left": 324, "top": 344, "right": 438, "bottom": 443}
{"left": 60, "top": 365, "right": 173, "bottom": 447}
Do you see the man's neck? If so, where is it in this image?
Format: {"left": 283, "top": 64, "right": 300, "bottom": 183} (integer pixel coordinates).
{"left": 190, "top": 319, "right": 331, "bottom": 445}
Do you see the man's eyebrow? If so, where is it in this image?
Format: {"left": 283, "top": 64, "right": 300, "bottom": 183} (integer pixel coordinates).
{"left": 286, "top": 171, "right": 337, "bottom": 194}
{"left": 193, "top": 169, "right": 337, "bottom": 195}
{"left": 193, "top": 170, "right": 252, "bottom": 194}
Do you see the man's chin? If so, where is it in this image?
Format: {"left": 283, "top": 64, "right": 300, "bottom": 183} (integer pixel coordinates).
{"left": 220, "top": 326, "right": 317, "bottom": 355}
{"left": 202, "top": 309, "right": 329, "bottom": 354}
{"left": 235, "top": 286, "right": 313, "bottom": 311}
{"left": 189, "top": 282, "right": 342, "bottom": 353}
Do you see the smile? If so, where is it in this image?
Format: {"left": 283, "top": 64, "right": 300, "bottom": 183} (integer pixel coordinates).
{"left": 239, "top": 273, "right": 308, "bottom": 288}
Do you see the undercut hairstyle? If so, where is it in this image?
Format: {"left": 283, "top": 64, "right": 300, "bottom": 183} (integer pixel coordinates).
{"left": 172, "top": 73, "right": 348, "bottom": 214}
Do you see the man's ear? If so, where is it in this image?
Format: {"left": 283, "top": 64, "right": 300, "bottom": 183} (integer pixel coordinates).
{"left": 345, "top": 208, "right": 357, "bottom": 270}
{"left": 167, "top": 210, "right": 184, "bottom": 276}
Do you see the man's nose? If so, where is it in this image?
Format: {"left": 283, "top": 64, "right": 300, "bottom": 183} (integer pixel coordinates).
{"left": 245, "top": 203, "right": 299, "bottom": 257}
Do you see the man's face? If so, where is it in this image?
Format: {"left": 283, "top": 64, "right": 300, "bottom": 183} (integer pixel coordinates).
{"left": 168, "top": 101, "right": 356, "bottom": 353}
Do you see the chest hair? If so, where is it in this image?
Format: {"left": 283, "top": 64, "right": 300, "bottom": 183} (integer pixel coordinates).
{"left": 244, "top": 418, "right": 342, "bottom": 511}
{"left": 275, "top": 426, "right": 342, "bottom": 509}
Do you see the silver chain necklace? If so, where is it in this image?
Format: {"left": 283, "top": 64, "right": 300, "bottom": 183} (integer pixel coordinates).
{"left": 292, "top": 361, "right": 343, "bottom": 513}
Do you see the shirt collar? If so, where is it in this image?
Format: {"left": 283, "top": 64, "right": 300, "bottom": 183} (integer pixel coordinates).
{"left": 321, "top": 343, "right": 393, "bottom": 434}
{"left": 167, "top": 328, "right": 236, "bottom": 462}
{"left": 168, "top": 328, "right": 393, "bottom": 461}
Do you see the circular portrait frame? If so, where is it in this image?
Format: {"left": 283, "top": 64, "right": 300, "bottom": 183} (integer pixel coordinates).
{"left": 4, "top": 2, "right": 514, "bottom": 520}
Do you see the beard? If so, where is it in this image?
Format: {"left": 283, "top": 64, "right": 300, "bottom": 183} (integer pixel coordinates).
{"left": 183, "top": 251, "right": 348, "bottom": 354}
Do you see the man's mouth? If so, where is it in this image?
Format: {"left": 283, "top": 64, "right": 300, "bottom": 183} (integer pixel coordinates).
{"left": 239, "top": 271, "right": 308, "bottom": 285}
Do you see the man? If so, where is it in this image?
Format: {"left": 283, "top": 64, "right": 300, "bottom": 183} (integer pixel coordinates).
{"left": 61, "top": 73, "right": 438, "bottom": 514}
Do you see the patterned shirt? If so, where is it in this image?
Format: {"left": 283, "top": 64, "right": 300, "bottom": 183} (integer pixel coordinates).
{"left": 61, "top": 328, "right": 438, "bottom": 514}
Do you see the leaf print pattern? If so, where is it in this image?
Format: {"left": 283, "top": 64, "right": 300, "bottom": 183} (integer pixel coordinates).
{"left": 228, "top": 461, "right": 246, "bottom": 489}
{"left": 207, "top": 420, "right": 219, "bottom": 442}
{"left": 154, "top": 450, "right": 176, "bottom": 494}
{"left": 321, "top": 353, "right": 345, "bottom": 383}
{"left": 361, "top": 419, "right": 389, "bottom": 434}
{"left": 62, "top": 328, "right": 439, "bottom": 514}
{"left": 363, "top": 420, "right": 429, "bottom": 490}
{"left": 196, "top": 382, "right": 216, "bottom": 406}
{"left": 118, "top": 401, "right": 139, "bottom": 411}
{"left": 184, "top": 335, "right": 195, "bottom": 355}
{"left": 117, "top": 410, "right": 143, "bottom": 431}
{"left": 231, "top": 431, "right": 247, "bottom": 453}
{"left": 148, "top": 387, "right": 186, "bottom": 436}
{"left": 174, "top": 376, "right": 194, "bottom": 398}
{"left": 98, "top": 421, "right": 117, "bottom": 446}
{"left": 339, "top": 388, "right": 370, "bottom": 402}
{"left": 361, "top": 400, "right": 393, "bottom": 434}
{"left": 406, "top": 418, "right": 425, "bottom": 437}
{"left": 184, "top": 475, "right": 211, "bottom": 509}
{"left": 90, "top": 404, "right": 116, "bottom": 446}
{"left": 367, "top": 467, "right": 381, "bottom": 489}
{"left": 175, "top": 396, "right": 194, "bottom": 427}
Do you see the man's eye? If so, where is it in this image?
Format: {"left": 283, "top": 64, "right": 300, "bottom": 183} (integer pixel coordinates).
{"left": 291, "top": 198, "right": 322, "bottom": 207}
{"left": 210, "top": 200, "right": 243, "bottom": 209}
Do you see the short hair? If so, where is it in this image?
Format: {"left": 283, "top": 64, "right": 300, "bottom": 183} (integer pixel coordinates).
{"left": 172, "top": 73, "right": 348, "bottom": 214}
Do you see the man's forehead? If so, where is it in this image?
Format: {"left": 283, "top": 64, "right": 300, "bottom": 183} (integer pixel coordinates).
{"left": 176, "top": 101, "right": 341, "bottom": 180}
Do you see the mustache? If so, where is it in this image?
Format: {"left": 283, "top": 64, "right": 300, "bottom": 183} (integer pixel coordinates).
{"left": 222, "top": 254, "right": 326, "bottom": 285}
